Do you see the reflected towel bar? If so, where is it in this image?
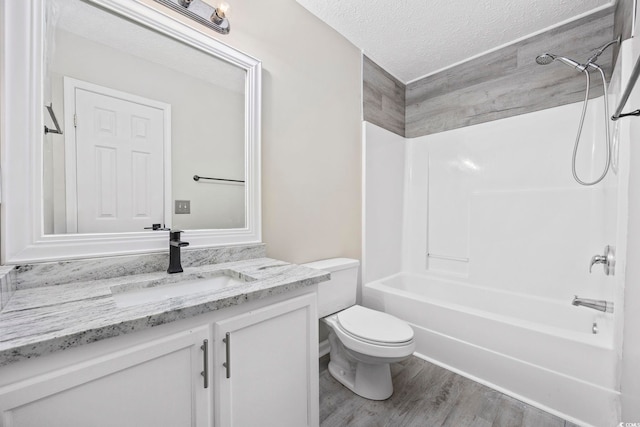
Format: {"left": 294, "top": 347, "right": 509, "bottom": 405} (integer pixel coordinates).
{"left": 612, "top": 51, "right": 640, "bottom": 121}
{"left": 193, "top": 175, "right": 245, "bottom": 183}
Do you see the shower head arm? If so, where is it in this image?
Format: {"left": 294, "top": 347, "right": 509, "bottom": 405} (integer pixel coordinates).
{"left": 555, "top": 56, "right": 585, "bottom": 71}
{"left": 586, "top": 36, "right": 621, "bottom": 65}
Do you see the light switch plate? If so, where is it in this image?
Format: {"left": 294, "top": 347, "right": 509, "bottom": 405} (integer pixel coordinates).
{"left": 175, "top": 200, "right": 190, "bottom": 214}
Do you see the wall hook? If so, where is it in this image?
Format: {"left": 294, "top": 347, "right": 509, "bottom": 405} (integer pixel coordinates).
{"left": 44, "top": 104, "right": 63, "bottom": 135}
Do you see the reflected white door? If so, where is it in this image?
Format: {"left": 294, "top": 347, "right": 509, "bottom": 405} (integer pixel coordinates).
{"left": 65, "top": 78, "right": 170, "bottom": 233}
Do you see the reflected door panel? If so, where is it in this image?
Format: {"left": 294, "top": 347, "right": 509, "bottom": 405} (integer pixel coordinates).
{"left": 70, "top": 83, "right": 167, "bottom": 233}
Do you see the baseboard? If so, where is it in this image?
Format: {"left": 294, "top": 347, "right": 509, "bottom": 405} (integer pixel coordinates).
{"left": 319, "top": 339, "right": 330, "bottom": 357}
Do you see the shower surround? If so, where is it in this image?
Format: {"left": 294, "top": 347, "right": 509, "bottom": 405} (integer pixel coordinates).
{"left": 362, "top": 37, "right": 637, "bottom": 426}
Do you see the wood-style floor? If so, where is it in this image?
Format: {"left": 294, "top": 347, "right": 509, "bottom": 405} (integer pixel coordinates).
{"left": 319, "top": 356, "right": 579, "bottom": 427}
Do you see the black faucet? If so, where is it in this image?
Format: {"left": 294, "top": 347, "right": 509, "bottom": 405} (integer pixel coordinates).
{"left": 168, "top": 230, "right": 189, "bottom": 274}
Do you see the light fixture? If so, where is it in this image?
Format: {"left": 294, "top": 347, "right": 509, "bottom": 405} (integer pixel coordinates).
{"left": 154, "top": 0, "right": 231, "bottom": 35}
{"left": 210, "top": 2, "right": 230, "bottom": 25}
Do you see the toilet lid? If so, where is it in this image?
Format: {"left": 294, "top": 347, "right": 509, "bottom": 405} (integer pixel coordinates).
{"left": 336, "top": 305, "right": 414, "bottom": 344}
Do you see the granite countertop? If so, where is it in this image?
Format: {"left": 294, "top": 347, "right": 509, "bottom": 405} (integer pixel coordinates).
{"left": 0, "top": 257, "right": 329, "bottom": 367}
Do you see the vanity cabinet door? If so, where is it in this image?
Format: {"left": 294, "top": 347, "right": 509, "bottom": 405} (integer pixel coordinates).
{"left": 0, "top": 326, "right": 211, "bottom": 427}
{"left": 214, "top": 293, "right": 319, "bottom": 427}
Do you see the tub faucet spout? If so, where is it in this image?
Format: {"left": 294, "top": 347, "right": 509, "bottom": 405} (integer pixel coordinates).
{"left": 572, "top": 296, "right": 613, "bottom": 313}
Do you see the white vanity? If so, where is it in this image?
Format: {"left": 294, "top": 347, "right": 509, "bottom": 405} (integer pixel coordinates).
{"left": 0, "top": 255, "right": 327, "bottom": 427}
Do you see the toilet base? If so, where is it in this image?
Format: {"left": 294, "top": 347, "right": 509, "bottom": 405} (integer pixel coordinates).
{"left": 327, "top": 331, "right": 394, "bottom": 400}
{"left": 328, "top": 359, "right": 393, "bottom": 400}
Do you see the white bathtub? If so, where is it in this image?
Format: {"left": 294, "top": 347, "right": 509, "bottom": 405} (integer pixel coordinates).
{"left": 363, "top": 273, "right": 619, "bottom": 427}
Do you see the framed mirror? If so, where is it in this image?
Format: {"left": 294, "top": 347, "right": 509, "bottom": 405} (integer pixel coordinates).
{"left": 1, "top": 0, "right": 261, "bottom": 263}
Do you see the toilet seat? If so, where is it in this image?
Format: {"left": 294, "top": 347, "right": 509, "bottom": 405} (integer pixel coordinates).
{"left": 325, "top": 305, "right": 415, "bottom": 359}
{"left": 337, "top": 305, "right": 414, "bottom": 345}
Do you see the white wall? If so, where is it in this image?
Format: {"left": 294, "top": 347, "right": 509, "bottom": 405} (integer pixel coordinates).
{"left": 362, "top": 122, "right": 405, "bottom": 283}
{"left": 138, "top": 0, "right": 363, "bottom": 264}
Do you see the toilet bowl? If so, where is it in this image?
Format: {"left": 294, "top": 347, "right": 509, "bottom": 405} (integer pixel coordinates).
{"left": 323, "top": 304, "right": 415, "bottom": 400}
{"left": 303, "top": 258, "right": 415, "bottom": 400}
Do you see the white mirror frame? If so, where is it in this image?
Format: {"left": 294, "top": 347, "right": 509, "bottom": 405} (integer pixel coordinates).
{"left": 0, "top": 0, "right": 261, "bottom": 263}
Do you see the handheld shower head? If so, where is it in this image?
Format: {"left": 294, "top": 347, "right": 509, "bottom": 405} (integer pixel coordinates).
{"left": 535, "top": 53, "right": 556, "bottom": 65}
{"left": 535, "top": 53, "right": 583, "bottom": 70}
{"left": 533, "top": 43, "right": 614, "bottom": 187}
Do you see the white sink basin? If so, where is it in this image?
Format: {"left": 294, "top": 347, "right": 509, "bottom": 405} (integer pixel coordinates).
{"left": 111, "top": 272, "right": 248, "bottom": 308}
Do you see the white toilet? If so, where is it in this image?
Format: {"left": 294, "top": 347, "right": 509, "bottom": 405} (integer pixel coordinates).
{"left": 303, "top": 258, "right": 415, "bottom": 400}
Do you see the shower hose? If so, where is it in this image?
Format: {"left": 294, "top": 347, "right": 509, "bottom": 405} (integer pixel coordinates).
{"left": 572, "top": 65, "right": 611, "bottom": 186}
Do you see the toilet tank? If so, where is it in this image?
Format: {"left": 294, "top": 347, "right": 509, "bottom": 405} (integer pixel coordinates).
{"left": 302, "top": 258, "right": 360, "bottom": 318}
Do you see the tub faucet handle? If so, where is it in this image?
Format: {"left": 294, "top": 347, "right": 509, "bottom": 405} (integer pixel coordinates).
{"left": 589, "top": 255, "right": 606, "bottom": 272}
{"left": 589, "top": 245, "right": 615, "bottom": 275}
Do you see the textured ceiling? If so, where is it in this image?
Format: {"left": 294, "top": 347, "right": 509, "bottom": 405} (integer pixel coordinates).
{"left": 295, "top": 0, "right": 614, "bottom": 83}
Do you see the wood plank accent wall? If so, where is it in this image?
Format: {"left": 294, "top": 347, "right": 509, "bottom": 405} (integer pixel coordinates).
{"left": 615, "top": 0, "right": 635, "bottom": 41}
{"left": 405, "top": 7, "right": 616, "bottom": 138}
{"left": 363, "top": 56, "right": 406, "bottom": 137}
{"left": 613, "top": 0, "right": 636, "bottom": 66}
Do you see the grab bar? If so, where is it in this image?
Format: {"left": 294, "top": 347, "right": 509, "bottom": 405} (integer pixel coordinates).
{"left": 193, "top": 174, "right": 245, "bottom": 183}
{"left": 612, "top": 51, "right": 640, "bottom": 121}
